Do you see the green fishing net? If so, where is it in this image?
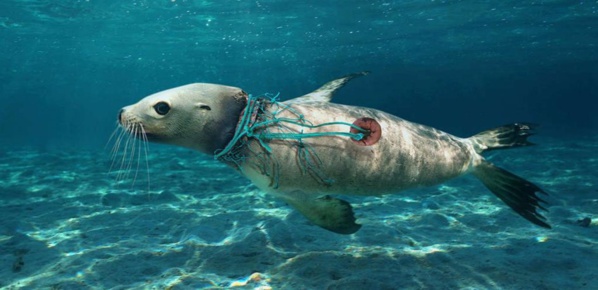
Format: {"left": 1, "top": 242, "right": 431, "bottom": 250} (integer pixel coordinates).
{"left": 215, "top": 93, "right": 366, "bottom": 188}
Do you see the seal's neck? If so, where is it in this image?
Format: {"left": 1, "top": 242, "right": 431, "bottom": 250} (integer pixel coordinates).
{"left": 214, "top": 94, "right": 270, "bottom": 163}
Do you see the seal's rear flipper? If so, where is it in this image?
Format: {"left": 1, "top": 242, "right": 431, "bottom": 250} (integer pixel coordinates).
{"left": 286, "top": 71, "right": 370, "bottom": 104}
{"left": 472, "top": 160, "right": 551, "bottom": 228}
{"left": 470, "top": 122, "right": 537, "bottom": 154}
{"left": 280, "top": 192, "right": 361, "bottom": 234}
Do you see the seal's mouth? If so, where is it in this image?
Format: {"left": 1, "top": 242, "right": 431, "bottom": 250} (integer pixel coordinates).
{"left": 121, "top": 122, "right": 145, "bottom": 139}
{"left": 120, "top": 122, "right": 164, "bottom": 142}
{"left": 117, "top": 109, "right": 152, "bottom": 141}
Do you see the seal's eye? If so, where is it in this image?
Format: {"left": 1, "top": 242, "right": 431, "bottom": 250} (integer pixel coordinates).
{"left": 153, "top": 102, "right": 170, "bottom": 115}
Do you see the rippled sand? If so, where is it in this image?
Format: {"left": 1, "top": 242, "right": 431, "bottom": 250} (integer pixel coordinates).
{"left": 0, "top": 136, "right": 596, "bottom": 289}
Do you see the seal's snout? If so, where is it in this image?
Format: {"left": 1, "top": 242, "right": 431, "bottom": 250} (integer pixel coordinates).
{"left": 117, "top": 108, "right": 124, "bottom": 125}
{"left": 117, "top": 106, "right": 133, "bottom": 126}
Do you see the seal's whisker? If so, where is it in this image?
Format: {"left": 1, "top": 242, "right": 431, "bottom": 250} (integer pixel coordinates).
{"left": 117, "top": 123, "right": 135, "bottom": 182}
{"left": 107, "top": 116, "right": 152, "bottom": 192}
{"left": 113, "top": 124, "right": 128, "bottom": 182}
{"left": 109, "top": 128, "right": 122, "bottom": 159}
{"left": 109, "top": 129, "right": 125, "bottom": 178}
{"left": 105, "top": 121, "right": 123, "bottom": 151}
{"left": 115, "top": 127, "right": 129, "bottom": 157}
{"left": 131, "top": 124, "right": 143, "bottom": 187}
{"left": 124, "top": 124, "right": 138, "bottom": 182}
{"left": 108, "top": 128, "right": 120, "bottom": 173}
{"left": 109, "top": 126, "right": 128, "bottom": 174}
{"left": 140, "top": 123, "right": 151, "bottom": 192}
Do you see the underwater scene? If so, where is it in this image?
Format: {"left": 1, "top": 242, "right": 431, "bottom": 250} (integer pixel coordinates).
{"left": 1, "top": 1, "right": 597, "bottom": 289}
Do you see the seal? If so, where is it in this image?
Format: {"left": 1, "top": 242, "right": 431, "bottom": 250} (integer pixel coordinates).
{"left": 118, "top": 72, "right": 551, "bottom": 234}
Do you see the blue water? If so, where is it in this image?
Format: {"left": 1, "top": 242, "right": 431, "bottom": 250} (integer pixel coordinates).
{"left": 1, "top": 1, "right": 597, "bottom": 289}
{"left": 1, "top": 0, "right": 597, "bottom": 149}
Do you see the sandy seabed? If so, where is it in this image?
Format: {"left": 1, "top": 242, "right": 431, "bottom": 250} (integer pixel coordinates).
{"left": 0, "top": 136, "right": 596, "bottom": 289}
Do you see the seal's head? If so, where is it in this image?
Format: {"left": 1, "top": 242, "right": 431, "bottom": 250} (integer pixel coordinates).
{"left": 118, "top": 83, "right": 247, "bottom": 155}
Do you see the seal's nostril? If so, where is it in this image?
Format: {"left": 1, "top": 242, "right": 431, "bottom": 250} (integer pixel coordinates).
{"left": 118, "top": 109, "right": 124, "bottom": 123}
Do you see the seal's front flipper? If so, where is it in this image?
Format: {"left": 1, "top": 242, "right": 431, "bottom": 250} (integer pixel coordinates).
{"left": 279, "top": 192, "right": 361, "bottom": 234}
{"left": 473, "top": 160, "right": 551, "bottom": 228}
{"left": 286, "top": 71, "right": 369, "bottom": 104}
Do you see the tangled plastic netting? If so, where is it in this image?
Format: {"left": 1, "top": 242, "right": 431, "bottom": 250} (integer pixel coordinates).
{"left": 214, "top": 93, "right": 367, "bottom": 188}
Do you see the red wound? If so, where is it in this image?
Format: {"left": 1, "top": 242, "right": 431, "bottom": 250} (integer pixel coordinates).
{"left": 350, "top": 117, "right": 381, "bottom": 146}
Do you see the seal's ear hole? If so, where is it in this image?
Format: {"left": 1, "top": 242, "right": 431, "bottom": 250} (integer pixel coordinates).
{"left": 153, "top": 102, "right": 171, "bottom": 115}
{"left": 199, "top": 105, "right": 211, "bottom": 111}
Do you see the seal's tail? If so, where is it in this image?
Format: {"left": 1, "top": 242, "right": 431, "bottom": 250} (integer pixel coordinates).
{"left": 469, "top": 123, "right": 551, "bottom": 228}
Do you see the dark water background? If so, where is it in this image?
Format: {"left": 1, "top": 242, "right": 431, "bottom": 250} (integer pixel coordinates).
{"left": 1, "top": 0, "right": 597, "bottom": 150}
